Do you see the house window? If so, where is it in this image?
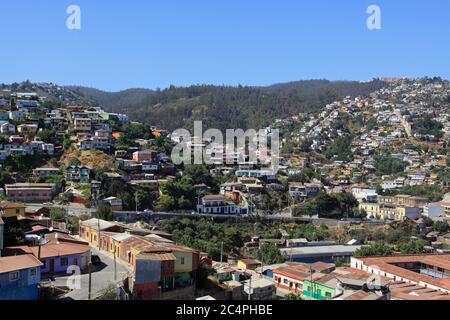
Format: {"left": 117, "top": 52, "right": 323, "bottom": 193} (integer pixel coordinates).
{"left": 181, "top": 257, "right": 185, "bottom": 265}
{"left": 73, "top": 258, "right": 78, "bottom": 266}
{"left": 30, "top": 268, "right": 37, "bottom": 277}
{"left": 9, "top": 271, "right": 20, "bottom": 281}
{"left": 325, "top": 292, "right": 332, "bottom": 298}
{"left": 60, "top": 257, "right": 69, "bottom": 267}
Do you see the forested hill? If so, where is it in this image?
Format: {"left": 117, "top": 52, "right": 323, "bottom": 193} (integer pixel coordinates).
{"left": 72, "top": 79, "right": 386, "bottom": 131}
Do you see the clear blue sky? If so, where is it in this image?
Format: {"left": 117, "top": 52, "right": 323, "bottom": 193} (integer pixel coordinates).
{"left": 0, "top": 0, "right": 449, "bottom": 91}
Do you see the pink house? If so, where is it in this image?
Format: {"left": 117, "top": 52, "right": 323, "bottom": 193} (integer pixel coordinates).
{"left": 132, "top": 149, "right": 157, "bottom": 163}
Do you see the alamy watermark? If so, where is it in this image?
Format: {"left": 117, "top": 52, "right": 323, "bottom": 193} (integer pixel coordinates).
{"left": 66, "top": 5, "right": 81, "bottom": 30}
{"left": 66, "top": 265, "right": 82, "bottom": 290}
{"left": 367, "top": 5, "right": 382, "bottom": 30}
{"left": 171, "top": 121, "right": 280, "bottom": 172}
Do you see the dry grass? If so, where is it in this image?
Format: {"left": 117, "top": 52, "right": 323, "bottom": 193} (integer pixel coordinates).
{"left": 59, "top": 149, "right": 115, "bottom": 170}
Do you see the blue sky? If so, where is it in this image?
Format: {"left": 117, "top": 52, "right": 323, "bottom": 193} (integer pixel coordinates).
{"left": 0, "top": 0, "right": 449, "bottom": 91}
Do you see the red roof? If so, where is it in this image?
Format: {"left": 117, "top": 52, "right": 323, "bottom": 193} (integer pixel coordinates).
{"left": 273, "top": 266, "right": 310, "bottom": 281}
{"left": 7, "top": 242, "right": 90, "bottom": 259}
{"left": 0, "top": 254, "right": 43, "bottom": 273}
{"left": 356, "top": 254, "right": 450, "bottom": 291}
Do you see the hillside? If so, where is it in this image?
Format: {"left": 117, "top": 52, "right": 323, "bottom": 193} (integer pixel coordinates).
{"left": 59, "top": 150, "right": 115, "bottom": 170}
{"left": 3, "top": 79, "right": 386, "bottom": 131}
{"left": 68, "top": 86, "right": 154, "bottom": 114}
{"left": 72, "top": 79, "right": 386, "bottom": 131}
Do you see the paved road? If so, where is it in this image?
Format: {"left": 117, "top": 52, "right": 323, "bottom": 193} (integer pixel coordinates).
{"left": 47, "top": 247, "right": 130, "bottom": 300}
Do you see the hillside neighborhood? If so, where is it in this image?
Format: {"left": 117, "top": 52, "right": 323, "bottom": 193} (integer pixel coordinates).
{"left": 0, "top": 77, "right": 449, "bottom": 301}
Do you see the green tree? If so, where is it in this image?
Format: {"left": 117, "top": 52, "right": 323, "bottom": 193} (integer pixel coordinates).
{"left": 135, "top": 185, "right": 160, "bottom": 211}
{"left": 50, "top": 208, "right": 66, "bottom": 220}
{"left": 37, "top": 129, "right": 57, "bottom": 143}
{"left": 4, "top": 226, "right": 25, "bottom": 246}
{"left": 335, "top": 192, "right": 359, "bottom": 218}
{"left": 252, "top": 243, "right": 285, "bottom": 265}
{"left": 156, "top": 195, "right": 176, "bottom": 212}
{"left": 354, "top": 243, "right": 393, "bottom": 257}
{"left": 434, "top": 221, "right": 450, "bottom": 233}
{"left": 398, "top": 240, "right": 427, "bottom": 255}
{"left": 374, "top": 155, "right": 408, "bottom": 176}
{"left": 97, "top": 204, "right": 113, "bottom": 221}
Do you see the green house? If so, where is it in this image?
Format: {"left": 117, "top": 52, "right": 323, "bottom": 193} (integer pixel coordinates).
{"left": 303, "top": 275, "right": 337, "bottom": 300}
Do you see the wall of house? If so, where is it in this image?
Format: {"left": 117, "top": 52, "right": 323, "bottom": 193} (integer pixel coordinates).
{"left": 133, "top": 281, "right": 160, "bottom": 300}
{"left": 40, "top": 254, "right": 83, "bottom": 274}
{"left": 6, "top": 190, "right": 54, "bottom": 203}
{"left": 273, "top": 273, "right": 303, "bottom": 293}
{"left": 2, "top": 207, "right": 26, "bottom": 218}
{"left": 173, "top": 251, "right": 193, "bottom": 273}
{"left": 0, "top": 268, "right": 40, "bottom": 300}
{"left": 303, "top": 280, "right": 335, "bottom": 300}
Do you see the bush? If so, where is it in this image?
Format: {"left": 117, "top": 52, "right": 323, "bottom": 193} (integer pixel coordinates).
{"left": 354, "top": 243, "right": 393, "bottom": 257}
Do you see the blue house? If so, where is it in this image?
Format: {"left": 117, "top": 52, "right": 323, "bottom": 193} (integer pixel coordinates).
{"left": 0, "top": 254, "right": 43, "bottom": 300}
{"left": 17, "top": 100, "right": 39, "bottom": 108}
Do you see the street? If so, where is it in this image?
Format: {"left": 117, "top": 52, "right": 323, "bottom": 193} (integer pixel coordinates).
{"left": 47, "top": 247, "right": 130, "bottom": 300}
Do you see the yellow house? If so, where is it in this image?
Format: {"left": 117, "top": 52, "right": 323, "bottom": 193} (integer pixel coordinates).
{"left": 359, "top": 203, "right": 380, "bottom": 219}
{"left": 379, "top": 207, "right": 396, "bottom": 220}
{"left": 79, "top": 218, "right": 121, "bottom": 247}
{"left": 237, "top": 259, "right": 262, "bottom": 270}
{"left": 0, "top": 201, "right": 26, "bottom": 218}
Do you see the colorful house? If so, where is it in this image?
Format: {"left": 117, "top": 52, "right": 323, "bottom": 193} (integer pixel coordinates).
{"left": 273, "top": 265, "right": 310, "bottom": 293}
{"left": 5, "top": 233, "right": 91, "bottom": 274}
{"left": 4, "top": 183, "right": 56, "bottom": 203}
{"left": 0, "top": 254, "right": 43, "bottom": 300}
{"left": 0, "top": 201, "right": 26, "bottom": 218}
{"left": 237, "top": 259, "right": 262, "bottom": 271}
{"left": 303, "top": 274, "right": 337, "bottom": 300}
{"left": 65, "top": 165, "right": 91, "bottom": 183}
{"left": 79, "top": 218, "right": 125, "bottom": 248}
{"left": 118, "top": 235, "right": 200, "bottom": 299}
{"left": 0, "top": 201, "right": 26, "bottom": 219}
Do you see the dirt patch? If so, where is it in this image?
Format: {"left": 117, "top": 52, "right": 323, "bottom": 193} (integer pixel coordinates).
{"left": 59, "top": 149, "right": 115, "bottom": 170}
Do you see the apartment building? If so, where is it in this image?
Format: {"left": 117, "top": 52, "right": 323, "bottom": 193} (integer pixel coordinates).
{"left": 5, "top": 183, "right": 56, "bottom": 203}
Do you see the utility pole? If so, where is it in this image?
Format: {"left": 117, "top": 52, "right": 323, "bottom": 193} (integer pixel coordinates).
{"left": 309, "top": 265, "right": 313, "bottom": 300}
{"left": 97, "top": 216, "right": 101, "bottom": 250}
{"left": 37, "top": 238, "right": 42, "bottom": 260}
{"left": 88, "top": 263, "right": 93, "bottom": 300}
{"left": 135, "top": 191, "right": 138, "bottom": 214}
{"left": 220, "top": 241, "right": 224, "bottom": 264}
{"left": 247, "top": 276, "right": 252, "bottom": 301}
{"left": 114, "top": 245, "right": 117, "bottom": 282}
